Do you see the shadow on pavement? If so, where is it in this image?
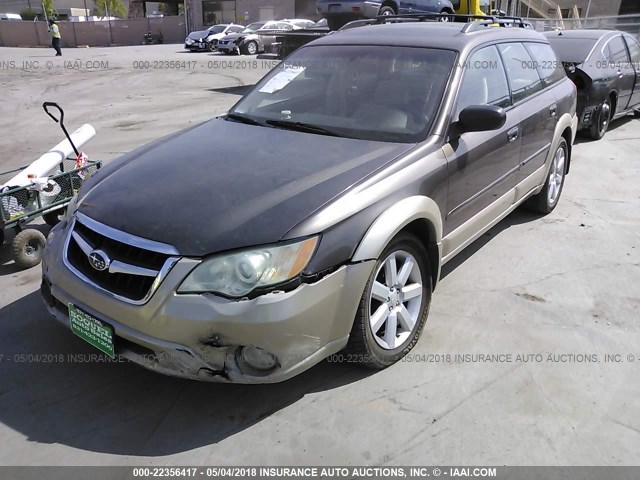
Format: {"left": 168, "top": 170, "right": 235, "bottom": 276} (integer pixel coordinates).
{"left": 573, "top": 114, "right": 636, "bottom": 144}
{"left": 0, "top": 290, "right": 373, "bottom": 457}
{"left": 440, "top": 207, "right": 542, "bottom": 281}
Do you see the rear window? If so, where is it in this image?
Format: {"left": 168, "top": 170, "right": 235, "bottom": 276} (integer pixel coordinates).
{"left": 546, "top": 37, "right": 598, "bottom": 63}
{"left": 525, "top": 42, "right": 566, "bottom": 86}
{"left": 498, "top": 43, "right": 543, "bottom": 103}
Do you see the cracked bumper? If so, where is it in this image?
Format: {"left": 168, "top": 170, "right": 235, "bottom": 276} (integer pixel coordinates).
{"left": 41, "top": 221, "right": 375, "bottom": 383}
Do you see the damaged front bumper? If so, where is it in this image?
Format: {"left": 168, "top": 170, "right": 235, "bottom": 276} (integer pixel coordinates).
{"left": 41, "top": 222, "right": 374, "bottom": 383}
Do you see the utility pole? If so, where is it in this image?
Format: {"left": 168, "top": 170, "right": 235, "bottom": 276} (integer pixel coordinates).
{"left": 83, "top": 0, "right": 89, "bottom": 17}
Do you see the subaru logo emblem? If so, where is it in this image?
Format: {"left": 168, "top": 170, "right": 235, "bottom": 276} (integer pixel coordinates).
{"left": 88, "top": 249, "right": 110, "bottom": 271}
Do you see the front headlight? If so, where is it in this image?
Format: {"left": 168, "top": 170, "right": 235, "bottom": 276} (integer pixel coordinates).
{"left": 178, "top": 236, "right": 319, "bottom": 297}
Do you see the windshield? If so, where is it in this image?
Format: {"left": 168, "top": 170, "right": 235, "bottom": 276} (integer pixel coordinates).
{"left": 243, "top": 22, "right": 265, "bottom": 33}
{"left": 209, "top": 25, "right": 226, "bottom": 34}
{"left": 546, "top": 37, "right": 598, "bottom": 63}
{"left": 229, "top": 45, "right": 456, "bottom": 143}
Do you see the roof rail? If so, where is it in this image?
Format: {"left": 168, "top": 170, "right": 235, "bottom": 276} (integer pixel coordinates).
{"left": 372, "top": 13, "right": 532, "bottom": 32}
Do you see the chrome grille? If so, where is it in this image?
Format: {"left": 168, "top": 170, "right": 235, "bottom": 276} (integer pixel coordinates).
{"left": 64, "top": 213, "right": 178, "bottom": 303}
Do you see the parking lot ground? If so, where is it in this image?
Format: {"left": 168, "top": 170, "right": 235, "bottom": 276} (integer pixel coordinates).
{"left": 0, "top": 45, "right": 639, "bottom": 467}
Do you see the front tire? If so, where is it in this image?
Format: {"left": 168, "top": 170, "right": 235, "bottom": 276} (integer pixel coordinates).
{"left": 439, "top": 9, "right": 452, "bottom": 21}
{"left": 525, "top": 138, "right": 568, "bottom": 214}
{"left": 346, "top": 232, "right": 432, "bottom": 369}
{"left": 242, "top": 41, "right": 258, "bottom": 55}
{"left": 589, "top": 96, "right": 611, "bottom": 140}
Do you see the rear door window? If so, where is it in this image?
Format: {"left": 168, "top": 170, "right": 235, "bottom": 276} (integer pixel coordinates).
{"left": 525, "top": 42, "right": 566, "bottom": 87}
{"left": 498, "top": 43, "right": 544, "bottom": 103}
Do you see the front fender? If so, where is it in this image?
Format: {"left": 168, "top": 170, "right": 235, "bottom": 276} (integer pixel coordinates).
{"left": 352, "top": 195, "right": 443, "bottom": 286}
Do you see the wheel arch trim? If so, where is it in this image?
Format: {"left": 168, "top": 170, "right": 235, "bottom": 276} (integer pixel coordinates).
{"left": 352, "top": 195, "right": 442, "bottom": 263}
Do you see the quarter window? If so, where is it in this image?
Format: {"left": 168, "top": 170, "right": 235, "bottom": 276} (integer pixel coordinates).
{"left": 623, "top": 35, "right": 640, "bottom": 64}
{"left": 498, "top": 43, "right": 543, "bottom": 103}
{"left": 605, "top": 35, "right": 630, "bottom": 63}
{"left": 525, "top": 42, "right": 565, "bottom": 87}
{"left": 456, "top": 45, "right": 511, "bottom": 118}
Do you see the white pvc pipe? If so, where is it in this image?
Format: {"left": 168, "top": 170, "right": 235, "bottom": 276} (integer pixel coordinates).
{"left": 2, "top": 123, "right": 96, "bottom": 189}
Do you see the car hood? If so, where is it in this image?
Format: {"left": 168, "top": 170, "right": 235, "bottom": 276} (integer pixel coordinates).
{"left": 188, "top": 30, "right": 211, "bottom": 40}
{"left": 77, "top": 119, "right": 413, "bottom": 256}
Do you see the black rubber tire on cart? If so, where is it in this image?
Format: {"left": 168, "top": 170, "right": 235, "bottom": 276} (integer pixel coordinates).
{"left": 12, "top": 229, "right": 46, "bottom": 269}
{"left": 43, "top": 209, "right": 64, "bottom": 227}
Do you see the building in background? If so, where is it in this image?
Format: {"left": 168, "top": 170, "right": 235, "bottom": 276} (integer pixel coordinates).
{"left": 0, "top": 0, "right": 133, "bottom": 18}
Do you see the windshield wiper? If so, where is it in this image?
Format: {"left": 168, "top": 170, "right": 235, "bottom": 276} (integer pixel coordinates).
{"left": 226, "top": 112, "right": 263, "bottom": 126}
{"left": 266, "top": 119, "right": 344, "bottom": 137}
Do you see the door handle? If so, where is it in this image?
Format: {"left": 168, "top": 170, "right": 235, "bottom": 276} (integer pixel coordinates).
{"left": 617, "top": 70, "right": 623, "bottom": 78}
{"left": 549, "top": 104, "right": 557, "bottom": 117}
{"left": 507, "top": 127, "right": 519, "bottom": 142}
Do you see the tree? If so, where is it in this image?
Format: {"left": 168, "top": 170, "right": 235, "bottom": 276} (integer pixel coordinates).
{"left": 20, "top": 8, "right": 38, "bottom": 20}
{"left": 41, "top": 0, "right": 57, "bottom": 19}
{"left": 94, "top": 0, "right": 127, "bottom": 18}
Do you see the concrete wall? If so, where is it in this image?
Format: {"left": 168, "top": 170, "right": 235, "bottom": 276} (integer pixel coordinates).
{"left": 0, "top": 16, "right": 185, "bottom": 47}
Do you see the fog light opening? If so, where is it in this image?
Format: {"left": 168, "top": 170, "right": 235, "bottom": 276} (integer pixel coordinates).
{"left": 239, "top": 345, "right": 278, "bottom": 371}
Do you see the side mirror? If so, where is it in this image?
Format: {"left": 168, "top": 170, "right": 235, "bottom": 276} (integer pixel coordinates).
{"left": 456, "top": 105, "right": 506, "bottom": 134}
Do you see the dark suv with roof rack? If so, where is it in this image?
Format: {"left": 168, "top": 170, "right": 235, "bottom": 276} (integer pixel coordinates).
{"left": 42, "top": 15, "right": 577, "bottom": 384}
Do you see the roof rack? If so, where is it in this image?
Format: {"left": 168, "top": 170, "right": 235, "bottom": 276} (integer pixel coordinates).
{"left": 371, "top": 13, "right": 532, "bottom": 32}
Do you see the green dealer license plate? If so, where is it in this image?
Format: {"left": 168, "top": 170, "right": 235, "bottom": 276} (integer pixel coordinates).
{"left": 68, "top": 304, "right": 115, "bottom": 357}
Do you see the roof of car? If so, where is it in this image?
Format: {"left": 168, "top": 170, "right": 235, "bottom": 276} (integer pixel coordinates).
{"left": 311, "top": 21, "right": 549, "bottom": 51}
{"left": 543, "top": 29, "right": 620, "bottom": 40}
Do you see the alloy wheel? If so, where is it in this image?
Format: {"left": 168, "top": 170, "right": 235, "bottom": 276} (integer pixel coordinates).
{"left": 368, "top": 250, "right": 423, "bottom": 350}
{"left": 547, "top": 144, "right": 566, "bottom": 206}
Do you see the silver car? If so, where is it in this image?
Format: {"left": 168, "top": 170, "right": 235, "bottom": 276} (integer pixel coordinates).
{"left": 216, "top": 21, "right": 297, "bottom": 55}
{"left": 185, "top": 24, "right": 244, "bottom": 52}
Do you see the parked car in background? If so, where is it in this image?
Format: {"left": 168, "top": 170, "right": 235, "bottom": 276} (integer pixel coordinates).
{"left": 311, "top": 18, "right": 328, "bottom": 30}
{"left": 546, "top": 29, "right": 640, "bottom": 139}
{"left": 217, "top": 21, "right": 297, "bottom": 55}
{"left": 0, "top": 13, "right": 22, "bottom": 20}
{"left": 42, "top": 18, "right": 577, "bottom": 384}
{"left": 281, "top": 19, "right": 316, "bottom": 29}
{"left": 185, "top": 24, "right": 244, "bottom": 52}
{"left": 317, "top": 0, "right": 455, "bottom": 30}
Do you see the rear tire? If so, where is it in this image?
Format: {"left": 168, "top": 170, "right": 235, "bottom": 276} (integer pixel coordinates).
{"left": 378, "top": 6, "right": 396, "bottom": 16}
{"left": 589, "top": 96, "right": 611, "bottom": 140}
{"left": 345, "top": 232, "right": 432, "bottom": 369}
{"left": 12, "top": 229, "right": 46, "bottom": 269}
{"left": 525, "top": 138, "right": 568, "bottom": 214}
